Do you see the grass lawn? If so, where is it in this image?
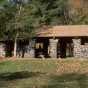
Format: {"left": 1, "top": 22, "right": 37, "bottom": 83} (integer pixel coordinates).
{"left": 0, "top": 58, "right": 88, "bottom": 88}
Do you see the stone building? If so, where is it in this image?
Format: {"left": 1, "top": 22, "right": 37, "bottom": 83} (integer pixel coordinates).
{"left": 0, "top": 25, "right": 88, "bottom": 58}
{"left": 35, "top": 25, "right": 88, "bottom": 58}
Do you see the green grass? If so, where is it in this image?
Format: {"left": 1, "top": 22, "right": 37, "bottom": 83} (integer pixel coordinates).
{"left": 0, "top": 59, "right": 88, "bottom": 88}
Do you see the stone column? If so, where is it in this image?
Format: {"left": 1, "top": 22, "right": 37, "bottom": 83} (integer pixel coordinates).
{"left": 49, "top": 39, "right": 58, "bottom": 58}
{"left": 29, "top": 39, "right": 35, "bottom": 58}
{"left": 0, "top": 43, "right": 5, "bottom": 57}
{"left": 24, "top": 39, "right": 35, "bottom": 58}
{"left": 72, "top": 38, "right": 81, "bottom": 58}
{"left": 81, "top": 44, "right": 88, "bottom": 58}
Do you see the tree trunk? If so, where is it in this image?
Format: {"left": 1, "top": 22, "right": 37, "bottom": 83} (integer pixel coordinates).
{"left": 13, "top": 4, "right": 22, "bottom": 57}
{"left": 13, "top": 33, "right": 18, "bottom": 57}
{"left": 13, "top": 37, "right": 17, "bottom": 57}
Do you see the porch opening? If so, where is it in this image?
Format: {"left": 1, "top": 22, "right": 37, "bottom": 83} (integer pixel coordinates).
{"left": 35, "top": 38, "right": 49, "bottom": 58}
{"left": 57, "top": 38, "right": 74, "bottom": 58}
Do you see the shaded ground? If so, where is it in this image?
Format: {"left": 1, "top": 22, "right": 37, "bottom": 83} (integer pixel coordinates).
{"left": 0, "top": 59, "right": 88, "bottom": 88}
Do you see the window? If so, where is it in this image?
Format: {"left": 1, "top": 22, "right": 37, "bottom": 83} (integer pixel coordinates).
{"left": 35, "top": 43, "right": 43, "bottom": 49}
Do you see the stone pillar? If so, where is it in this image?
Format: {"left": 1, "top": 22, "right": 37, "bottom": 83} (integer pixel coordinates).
{"left": 72, "top": 38, "right": 81, "bottom": 58}
{"left": 29, "top": 39, "right": 35, "bottom": 58}
{"left": 0, "top": 43, "right": 5, "bottom": 57}
{"left": 49, "top": 39, "right": 58, "bottom": 58}
{"left": 81, "top": 44, "right": 88, "bottom": 58}
{"left": 24, "top": 39, "right": 35, "bottom": 58}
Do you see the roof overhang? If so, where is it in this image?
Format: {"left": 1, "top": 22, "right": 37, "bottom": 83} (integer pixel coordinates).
{"left": 36, "top": 25, "right": 88, "bottom": 37}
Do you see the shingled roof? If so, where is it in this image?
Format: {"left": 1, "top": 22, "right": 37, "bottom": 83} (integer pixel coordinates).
{"left": 37, "top": 25, "right": 88, "bottom": 37}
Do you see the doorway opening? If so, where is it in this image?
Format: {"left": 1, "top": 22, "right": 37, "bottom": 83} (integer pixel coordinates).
{"left": 35, "top": 38, "right": 49, "bottom": 58}
{"left": 57, "top": 38, "right": 73, "bottom": 58}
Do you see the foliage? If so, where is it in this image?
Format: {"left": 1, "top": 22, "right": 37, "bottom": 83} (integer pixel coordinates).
{"left": 0, "top": 4, "right": 17, "bottom": 39}
{"left": 28, "top": 0, "right": 69, "bottom": 25}
{"left": 70, "top": 8, "right": 88, "bottom": 24}
{"left": 0, "top": 1, "right": 36, "bottom": 40}
{"left": 0, "top": 0, "right": 88, "bottom": 40}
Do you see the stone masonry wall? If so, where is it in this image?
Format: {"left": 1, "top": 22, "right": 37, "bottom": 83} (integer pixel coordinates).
{"left": 0, "top": 43, "right": 5, "bottom": 57}
{"left": 16, "top": 40, "right": 35, "bottom": 58}
{"left": 24, "top": 40, "right": 35, "bottom": 58}
{"left": 73, "top": 38, "right": 88, "bottom": 58}
{"left": 49, "top": 39, "right": 58, "bottom": 58}
{"left": 81, "top": 45, "right": 88, "bottom": 58}
{"left": 73, "top": 39, "right": 81, "bottom": 58}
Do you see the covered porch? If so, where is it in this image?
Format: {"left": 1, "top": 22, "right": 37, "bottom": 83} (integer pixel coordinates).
{"left": 36, "top": 25, "right": 88, "bottom": 58}
{"left": 35, "top": 37, "right": 74, "bottom": 58}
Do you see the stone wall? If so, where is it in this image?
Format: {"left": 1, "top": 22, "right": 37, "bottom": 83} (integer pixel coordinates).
{"left": 73, "top": 38, "right": 88, "bottom": 58}
{"left": 23, "top": 47, "right": 35, "bottom": 58}
{"left": 73, "top": 39, "right": 81, "bottom": 58}
{"left": 49, "top": 39, "right": 58, "bottom": 58}
{"left": 81, "top": 45, "right": 88, "bottom": 58}
{"left": 0, "top": 43, "right": 5, "bottom": 57}
{"left": 16, "top": 39, "right": 35, "bottom": 58}
{"left": 23, "top": 40, "right": 35, "bottom": 58}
